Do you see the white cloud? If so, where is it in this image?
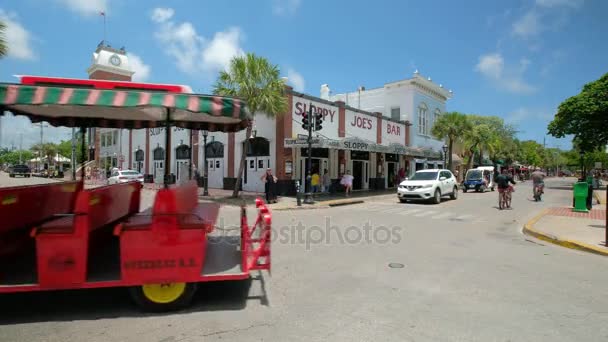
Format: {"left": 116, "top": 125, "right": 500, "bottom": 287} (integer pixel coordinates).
{"left": 536, "top": 0, "right": 584, "bottom": 8}
{"left": 151, "top": 7, "right": 174, "bottom": 23}
{"left": 0, "top": 113, "right": 71, "bottom": 150}
{"left": 287, "top": 68, "right": 305, "bottom": 92}
{"left": 512, "top": 11, "right": 542, "bottom": 38}
{"left": 506, "top": 107, "right": 553, "bottom": 124}
{"left": 475, "top": 53, "right": 536, "bottom": 94}
{"left": 272, "top": 0, "right": 301, "bottom": 16}
{"left": 57, "top": 0, "right": 107, "bottom": 17}
{"left": 202, "top": 28, "right": 245, "bottom": 72}
{"left": 127, "top": 53, "right": 151, "bottom": 82}
{"left": 0, "top": 9, "right": 36, "bottom": 60}
{"left": 475, "top": 53, "right": 504, "bottom": 79}
{"left": 151, "top": 8, "right": 245, "bottom": 75}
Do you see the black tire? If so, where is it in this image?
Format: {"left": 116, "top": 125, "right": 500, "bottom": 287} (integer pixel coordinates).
{"left": 463, "top": 188, "right": 467, "bottom": 193}
{"left": 450, "top": 187, "right": 458, "bottom": 200}
{"left": 491, "top": 186, "right": 495, "bottom": 192}
{"left": 399, "top": 198, "right": 407, "bottom": 203}
{"left": 432, "top": 189, "right": 441, "bottom": 204}
{"left": 129, "top": 282, "right": 197, "bottom": 312}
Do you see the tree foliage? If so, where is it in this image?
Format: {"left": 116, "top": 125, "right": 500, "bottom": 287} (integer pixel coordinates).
{"left": 213, "top": 53, "right": 288, "bottom": 197}
{"left": 548, "top": 73, "right": 608, "bottom": 152}
{"left": 0, "top": 150, "right": 34, "bottom": 165}
{"left": 431, "top": 111, "right": 470, "bottom": 171}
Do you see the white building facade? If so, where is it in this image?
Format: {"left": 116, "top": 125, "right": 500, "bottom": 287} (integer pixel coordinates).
{"left": 87, "top": 43, "right": 452, "bottom": 193}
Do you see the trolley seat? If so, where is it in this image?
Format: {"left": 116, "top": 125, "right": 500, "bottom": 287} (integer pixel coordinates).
{"left": 0, "top": 181, "right": 81, "bottom": 257}
{"left": 114, "top": 180, "right": 219, "bottom": 284}
{"left": 30, "top": 182, "right": 141, "bottom": 288}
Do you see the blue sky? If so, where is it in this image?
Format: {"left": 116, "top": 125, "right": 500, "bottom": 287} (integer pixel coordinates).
{"left": 0, "top": 0, "right": 606, "bottom": 149}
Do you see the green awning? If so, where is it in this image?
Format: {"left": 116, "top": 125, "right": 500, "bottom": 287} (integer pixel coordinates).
{"left": 0, "top": 83, "right": 250, "bottom": 132}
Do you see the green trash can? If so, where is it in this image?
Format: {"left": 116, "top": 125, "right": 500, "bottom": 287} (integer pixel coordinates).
{"left": 573, "top": 182, "right": 589, "bottom": 212}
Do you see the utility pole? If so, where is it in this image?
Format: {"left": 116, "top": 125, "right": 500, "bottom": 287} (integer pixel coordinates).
{"left": 71, "top": 127, "right": 76, "bottom": 180}
{"left": 37, "top": 123, "right": 48, "bottom": 172}
{"left": 19, "top": 133, "right": 23, "bottom": 164}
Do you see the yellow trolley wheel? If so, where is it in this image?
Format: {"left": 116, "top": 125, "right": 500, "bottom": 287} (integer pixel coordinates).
{"left": 129, "top": 282, "right": 197, "bottom": 312}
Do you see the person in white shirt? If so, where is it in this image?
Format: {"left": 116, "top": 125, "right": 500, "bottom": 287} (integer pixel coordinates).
{"left": 340, "top": 170, "right": 354, "bottom": 197}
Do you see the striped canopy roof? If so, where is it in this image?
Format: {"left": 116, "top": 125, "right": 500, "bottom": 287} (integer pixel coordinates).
{"left": 0, "top": 83, "right": 251, "bottom": 132}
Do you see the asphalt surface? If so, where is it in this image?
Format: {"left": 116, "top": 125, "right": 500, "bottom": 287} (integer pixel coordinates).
{"left": 1, "top": 175, "right": 608, "bottom": 341}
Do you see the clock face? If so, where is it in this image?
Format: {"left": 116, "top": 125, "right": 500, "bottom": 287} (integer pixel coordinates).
{"left": 110, "top": 54, "right": 121, "bottom": 66}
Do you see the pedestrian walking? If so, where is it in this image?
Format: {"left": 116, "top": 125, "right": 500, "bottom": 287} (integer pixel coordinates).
{"left": 340, "top": 170, "right": 354, "bottom": 197}
{"left": 322, "top": 169, "right": 331, "bottom": 193}
{"left": 311, "top": 170, "right": 320, "bottom": 193}
{"left": 260, "top": 168, "right": 278, "bottom": 203}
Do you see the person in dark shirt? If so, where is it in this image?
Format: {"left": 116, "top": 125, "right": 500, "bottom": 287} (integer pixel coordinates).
{"left": 495, "top": 168, "right": 516, "bottom": 191}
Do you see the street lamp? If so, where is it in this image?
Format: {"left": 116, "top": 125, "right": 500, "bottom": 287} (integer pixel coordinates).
{"left": 202, "top": 130, "right": 209, "bottom": 196}
{"left": 442, "top": 144, "right": 448, "bottom": 169}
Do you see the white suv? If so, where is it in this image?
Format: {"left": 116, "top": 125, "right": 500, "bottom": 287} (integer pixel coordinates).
{"left": 397, "top": 169, "right": 458, "bottom": 204}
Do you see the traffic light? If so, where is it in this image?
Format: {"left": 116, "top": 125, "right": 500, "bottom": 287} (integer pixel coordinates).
{"left": 314, "top": 112, "right": 323, "bottom": 131}
{"left": 301, "top": 112, "right": 310, "bottom": 130}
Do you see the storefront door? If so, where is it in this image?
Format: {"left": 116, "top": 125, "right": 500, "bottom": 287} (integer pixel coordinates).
{"left": 299, "top": 157, "right": 328, "bottom": 192}
{"left": 386, "top": 162, "right": 397, "bottom": 188}
{"left": 207, "top": 158, "right": 223, "bottom": 188}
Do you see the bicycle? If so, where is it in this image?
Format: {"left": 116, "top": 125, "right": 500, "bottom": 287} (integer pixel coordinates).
{"left": 498, "top": 186, "right": 513, "bottom": 210}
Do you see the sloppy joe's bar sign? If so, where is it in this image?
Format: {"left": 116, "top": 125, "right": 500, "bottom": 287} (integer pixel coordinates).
{"left": 292, "top": 96, "right": 339, "bottom": 139}
{"left": 345, "top": 110, "right": 376, "bottom": 142}
{"left": 382, "top": 120, "right": 405, "bottom": 146}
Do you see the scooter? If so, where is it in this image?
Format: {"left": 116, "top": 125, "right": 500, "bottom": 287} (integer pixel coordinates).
{"left": 533, "top": 183, "right": 544, "bottom": 201}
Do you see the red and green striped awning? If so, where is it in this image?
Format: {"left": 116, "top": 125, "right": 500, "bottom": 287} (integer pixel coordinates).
{"left": 0, "top": 83, "right": 251, "bottom": 132}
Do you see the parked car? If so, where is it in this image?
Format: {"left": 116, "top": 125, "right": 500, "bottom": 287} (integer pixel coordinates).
{"left": 397, "top": 169, "right": 459, "bottom": 204}
{"left": 107, "top": 169, "right": 144, "bottom": 186}
{"left": 8, "top": 164, "right": 31, "bottom": 178}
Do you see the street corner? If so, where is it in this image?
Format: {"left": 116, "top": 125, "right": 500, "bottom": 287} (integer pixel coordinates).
{"left": 523, "top": 207, "right": 608, "bottom": 257}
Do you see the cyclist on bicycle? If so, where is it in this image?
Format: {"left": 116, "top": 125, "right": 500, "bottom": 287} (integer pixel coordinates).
{"left": 496, "top": 168, "right": 516, "bottom": 197}
{"left": 530, "top": 167, "right": 546, "bottom": 196}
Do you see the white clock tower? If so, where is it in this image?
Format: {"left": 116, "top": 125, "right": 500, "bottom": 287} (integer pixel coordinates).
{"left": 87, "top": 41, "right": 135, "bottom": 165}
{"left": 87, "top": 41, "right": 134, "bottom": 81}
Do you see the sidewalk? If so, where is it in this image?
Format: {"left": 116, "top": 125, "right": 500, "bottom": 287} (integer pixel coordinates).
{"left": 196, "top": 188, "right": 395, "bottom": 210}
{"left": 523, "top": 207, "right": 608, "bottom": 256}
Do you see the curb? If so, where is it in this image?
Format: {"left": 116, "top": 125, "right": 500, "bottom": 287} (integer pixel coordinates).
{"left": 522, "top": 209, "right": 608, "bottom": 257}
{"left": 327, "top": 199, "right": 365, "bottom": 207}
{"left": 272, "top": 205, "right": 330, "bottom": 211}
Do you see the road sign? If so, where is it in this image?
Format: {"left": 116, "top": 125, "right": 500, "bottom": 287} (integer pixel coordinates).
{"left": 119, "top": 155, "right": 125, "bottom": 162}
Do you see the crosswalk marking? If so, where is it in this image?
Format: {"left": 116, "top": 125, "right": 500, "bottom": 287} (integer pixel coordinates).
{"left": 358, "top": 203, "right": 480, "bottom": 223}
{"left": 397, "top": 209, "right": 422, "bottom": 216}
{"left": 431, "top": 212, "right": 453, "bottom": 220}
{"left": 413, "top": 210, "right": 437, "bottom": 217}
{"left": 453, "top": 214, "right": 474, "bottom": 221}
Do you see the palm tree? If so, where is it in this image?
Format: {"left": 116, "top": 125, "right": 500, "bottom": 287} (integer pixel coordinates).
{"left": 0, "top": 21, "right": 7, "bottom": 58}
{"left": 213, "top": 53, "right": 288, "bottom": 197}
{"left": 463, "top": 124, "right": 493, "bottom": 171}
{"left": 431, "top": 112, "right": 470, "bottom": 171}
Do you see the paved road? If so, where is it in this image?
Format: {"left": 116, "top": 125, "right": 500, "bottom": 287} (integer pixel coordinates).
{"left": 1, "top": 177, "right": 607, "bottom": 341}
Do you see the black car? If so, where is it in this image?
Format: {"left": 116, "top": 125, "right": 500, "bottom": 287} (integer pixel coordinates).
{"left": 8, "top": 164, "right": 31, "bottom": 178}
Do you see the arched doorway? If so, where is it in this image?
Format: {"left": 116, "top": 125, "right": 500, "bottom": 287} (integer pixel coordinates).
{"left": 205, "top": 141, "right": 224, "bottom": 189}
{"left": 243, "top": 137, "right": 270, "bottom": 192}
{"left": 153, "top": 147, "right": 165, "bottom": 183}
{"left": 175, "top": 144, "right": 191, "bottom": 184}
{"left": 133, "top": 149, "right": 144, "bottom": 173}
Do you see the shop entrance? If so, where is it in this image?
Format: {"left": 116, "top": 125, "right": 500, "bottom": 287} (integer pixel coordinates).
{"left": 385, "top": 153, "right": 399, "bottom": 188}
{"left": 133, "top": 149, "right": 144, "bottom": 173}
{"left": 153, "top": 147, "right": 165, "bottom": 184}
{"left": 175, "top": 144, "right": 191, "bottom": 184}
{"left": 205, "top": 141, "right": 224, "bottom": 189}
{"left": 299, "top": 148, "right": 329, "bottom": 192}
{"left": 350, "top": 151, "right": 369, "bottom": 190}
{"left": 243, "top": 137, "right": 270, "bottom": 193}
